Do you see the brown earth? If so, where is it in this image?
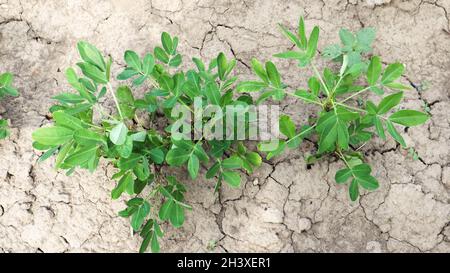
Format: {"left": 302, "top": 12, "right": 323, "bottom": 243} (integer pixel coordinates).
{"left": 0, "top": 0, "right": 449, "bottom": 253}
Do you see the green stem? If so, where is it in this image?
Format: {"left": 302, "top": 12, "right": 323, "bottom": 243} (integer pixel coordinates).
{"left": 286, "top": 124, "right": 317, "bottom": 144}
{"left": 311, "top": 62, "right": 330, "bottom": 97}
{"left": 285, "top": 90, "right": 324, "bottom": 107}
{"left": 339, "top": 84, "right": 380, "bottom": 104}
{"left": 107, "top": 82, "right": 124, "bottom": 120}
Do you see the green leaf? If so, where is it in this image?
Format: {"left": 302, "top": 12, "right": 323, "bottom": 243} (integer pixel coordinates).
{"left": 170, "top": 203, "right": 185, "bottom": 228}
{"left": 306, "top": 26, "right": 319, "bottom": 58}
{"left": 118, "top": 153, "right": 141, "bottom": 170}
{"left": 335, "top": 168, "right": 352, "bottom": 184}
{"left": 386, "top": 120, "right": 406, "bottom": 147}
{"left": 53, "top": 111, "right": 84, "bottom": 131}
{"left": 356, "top": 27, "right": 376, "bottom": 52}
{"left": 166, "top": 148, "right": 190, "bottom": 166}
{"left": 73, "top": 128, "right": 106, "bottom": 146}
{"left": 154, "top": 47, "right": 169, "bottom": 64}
{"left": 116, "top": 86, "right": 135, "bottom": 104}
{"left": 111, "top": 172, "right": 133, "bottom": 200}
{"left": 169, "top": 54, "right": 182, "bottom": 67}
{"left": 384, "top": 82, "right": 411, "bottom": 91}
{"left": 117, "top": 67, "right": 139, "bottom": 80}
{"left": 245, "top": 152, "right": 261, "bottom": 167}
{"left": 124, "top": 50, "right": 141, "bottom": 71}
{"left": 77, "top": 41, "right": 106, "bottom": 71}
{"left": 381, "top": 63, "right": 404, "bottom": 84}
{"left": 206, "top": 162, "right": 220, "bottom": 179}
{"left": 274, "top": 51, "right": 304, "bottom": 59}
{"left": 221, "top": 156, "right": 243, "bottom": 169}
{"left": 217, "top": 53, "right": 227, "bottom": 81}
{"left": 278, "top": 24, "right": 301, "bottom": 48}
{"left": 251, "top": 58, "right": 269, "bottom": 84}
{"left": 64, "top": 145, "right": 98, "bottom": 166}
{"left": 339, "top": 29, "right": 355, "bottom": 47}
{"left": 355, "top": 174, "right": 379, "bottom": 190}
{"left": 159, "top": 199, "right": 174, "bottom": 221}
{"left": 161, "top": 32, "right": 173, "bottom": 54}
{"left": 265, "top": 61, "right": 281, "bottom": 88}
{"left": 32, "top": 126, "right": 73, "bottom": 146}
{"left": 349, "top": 179, "right": 359, "bottom": 201}
{"left": 0, "top": 72, "right": 13, "bottom": 86}
{"left": 142, "top": 54, "right": 155, "bottom": 75}
{"left": 205, "top": 82, "right": 221, "bottom": 105}
{"left": 131, "top": 201, "right": 150, "bottom": 231}
{"left": 187, "top": 154, "right": 200, "bottom": 179}
{"left": 266, "top": 141, "right": 286, "bottom": 160}
{"left": 367, "top": 56, "right": 382, "bottom": 86}
{"left": 149, "top": 148, "right": 164, "bottom": 164}
{"left": 308, "top": 77, "right": 320, "bottom": 96}
{"left": 139, "top": 232, "right": 151, "bottom": 253}
{"left": 52, "top": 93, "right": 84, "bottom": 104}
{"left": 298, "top": 16, "right": 307, "bottom": 49}
{"left": 77, "top": 62, "right": 107, "bottom": 84}
{"left": 374, "top": 117, "right": 386, "bottom": 140}
{"left": 55, "top": 141, "right": 73, "bottom": 169}
{"left": 110, "top": 122, "right": 128, "bottom": 145}
{"left": 377, "top": 91, "right": 403, "bottom": 114}
{"left": 222, "top": 171, "right": 241, "bottom": 188}
{"left": 389, "top": 110, "right": 429, "bottom": 127}
{"left": 322, "top": 44, "right": 342, "bottom": 59}
{"left": 151, "top": 231, "right": 160, "bottom": 253}
{"left": 236, "top": 81, "right": 266, "bottom": 92}
{"left": 279, "top": 115, "right": 296, "bottom": 139}
{"left": 0, "top": 85, "right": 18, "bottom": 96}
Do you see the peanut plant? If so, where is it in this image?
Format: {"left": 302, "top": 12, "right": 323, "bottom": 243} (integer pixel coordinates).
{"left": 0, "top": 72, "right": 19, "bottom": 139}
{"left": 238, "top": 17, "right": 429, "bottom": 201}
{"left": 31, "top": 33, "right": 261, "bottom": 252}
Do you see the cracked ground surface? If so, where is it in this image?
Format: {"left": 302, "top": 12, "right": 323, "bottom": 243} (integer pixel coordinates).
{"left": 0, "top": 0, "right": 449, "bottom": 253}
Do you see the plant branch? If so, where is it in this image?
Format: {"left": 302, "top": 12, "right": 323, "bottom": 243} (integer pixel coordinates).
{"left": 107, "top": 82, "right": 124, "bottom": 120}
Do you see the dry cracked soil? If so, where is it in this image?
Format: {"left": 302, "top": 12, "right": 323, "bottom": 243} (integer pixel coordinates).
{"left": 0, "top": 0, "right": 449, "bottom": 253}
